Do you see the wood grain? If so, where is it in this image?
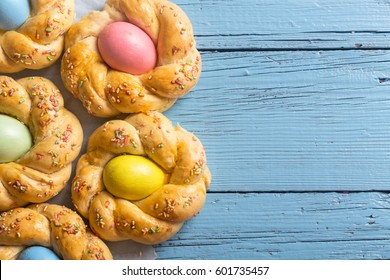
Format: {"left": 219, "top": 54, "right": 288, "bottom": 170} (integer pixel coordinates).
{"left": 174, "top": 0, "right": 390, "bottom": 50}
{"left": 158, "top": 0, "right": 390, "bottom": 260}
{"left": 165, "top": 50, "right": 390, "bottom": 192}
{"left": 156, "top": 192, "right": 390, "bottom": 259}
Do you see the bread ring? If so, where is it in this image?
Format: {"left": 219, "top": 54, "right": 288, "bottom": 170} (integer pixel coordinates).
{"left": 0, "top": 0, "right": 75, "bottom": 73}
{"left": 61, "top": 0, "right": 202, "bottom": 117}
{"left": 0, "top": 76, "right": 83, "bottom": 211}
{"left": 0, "top": 203, "right": 113, "bottom": 260}
{"left": 72, "top": 111, "right": 211, "bottom": 244}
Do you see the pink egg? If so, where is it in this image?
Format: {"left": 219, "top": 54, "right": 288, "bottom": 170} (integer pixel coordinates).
{"left": 97, "top": 22, "right": 157, "bottom": 75}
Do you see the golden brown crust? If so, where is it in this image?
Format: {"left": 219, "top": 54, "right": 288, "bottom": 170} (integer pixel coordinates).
{"left": 0, "top": 0, "right": 75, "bottom": 73}
{"left": 72, "top": 111, "right": 211, "bottom": 244}
{"left": 61, "top": 0, "right": 201, "bottom": 117}
{"left": 0, "top": 204, "right": 113, "bottom": 260}
{"left": 0, "top": 76, "right": 83, "bottom": 211}
{"left": 0, "top": 246, "right": 25, "bottom": 260}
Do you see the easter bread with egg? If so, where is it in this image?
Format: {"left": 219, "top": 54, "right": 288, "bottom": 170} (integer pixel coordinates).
{"left": 61, "top": 0, "right": 202, "bottom": 117}
{"left": 0, "top": 203, "right": 112, "bottom": 260}
{"left": 72, "top": 111, "right": 211, "bottom": 244}
{"left": 0, "top": 0, "right": 75, "bottom": 73}
{"left": 0, "top": 76, "right": 83, "bottom": 211}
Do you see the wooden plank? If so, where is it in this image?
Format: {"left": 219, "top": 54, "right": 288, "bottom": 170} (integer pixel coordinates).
{"left": 164, "top": 50, "right": 390, "bottom": 192}
{"left": 74, "top": 0, "right": 390, "bottom": 50}
{"left": 155, "top": 192, "right": 390, "bottom": 259}
{"left": 175, "top": 0, "right": 390, "bottom": 50}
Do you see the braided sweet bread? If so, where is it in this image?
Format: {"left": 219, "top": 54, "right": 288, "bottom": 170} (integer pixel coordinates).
{"left": 0, "top": 76, "right": 83, "bottom": 211}
{"left": 61, "top": 0, "right": 202, "bottom": 117}
{"left": 0, "top": 0, "right": 75, "bottom": 73}
{"left": 72, "top": 111, "right": 211, "bottom": 244}
{"left": 0, "top": 203, "right": 113, "bottom": 260}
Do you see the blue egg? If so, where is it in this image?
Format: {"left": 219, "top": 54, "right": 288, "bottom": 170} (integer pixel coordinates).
{"left": 17, "top": 246, "right": 61, "bottom": 260}
{"left": 0, "top": 0, "right": 30, "bottom": 31}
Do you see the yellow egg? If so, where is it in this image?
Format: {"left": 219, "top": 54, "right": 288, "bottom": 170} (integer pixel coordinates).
{"left": 103, "top": 155, "right": 165, "bottom": 200}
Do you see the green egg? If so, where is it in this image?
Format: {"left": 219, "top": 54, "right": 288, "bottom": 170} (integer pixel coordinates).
{"left": 0, "top": 114, "right": 33, "bottom": 163}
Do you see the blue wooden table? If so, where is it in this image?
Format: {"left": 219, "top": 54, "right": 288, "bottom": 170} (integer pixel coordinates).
{"left": 156, "top": 0, "right": 390, "bottom": 260}
{"left": 9, "top": 0, "right": 390, "bottom": 260}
